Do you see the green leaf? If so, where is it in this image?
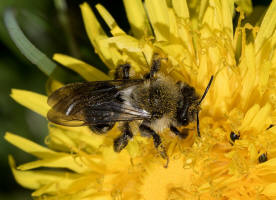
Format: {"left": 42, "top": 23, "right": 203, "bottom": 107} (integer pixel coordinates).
{"left": 3, "top": 8, "right": 80, "bottom": 83}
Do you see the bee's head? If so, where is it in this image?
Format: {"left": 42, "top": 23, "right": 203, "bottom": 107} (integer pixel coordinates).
{"left": 176, "top": 76, "right": 213, "bottom": 136}
{"left": 176, "top": 83, "right": 200, "bottom": 126}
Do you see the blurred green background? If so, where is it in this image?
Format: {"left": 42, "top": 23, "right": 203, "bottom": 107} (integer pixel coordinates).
{"left": 0, "top": 0, "right": 271, "bottom": 199}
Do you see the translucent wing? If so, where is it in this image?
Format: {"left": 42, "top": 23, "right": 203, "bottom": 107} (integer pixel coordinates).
{"left": 47, "top": 79, "right": 151, "bottom": 126}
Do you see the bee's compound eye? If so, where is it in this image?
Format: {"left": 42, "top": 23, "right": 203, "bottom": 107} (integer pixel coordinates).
{"left": 258, "top": 153, "right": 268, "bottom": 163}
{"left": 230, "top": 131, "right": 240, "bottom": 142}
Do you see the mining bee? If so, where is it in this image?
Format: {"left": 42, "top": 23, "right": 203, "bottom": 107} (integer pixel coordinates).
{"left": 47, "top": 54, "right": 213, "bottom": 167}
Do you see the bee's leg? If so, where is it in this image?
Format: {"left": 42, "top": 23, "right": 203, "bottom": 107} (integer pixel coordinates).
{"left": 170, "top": 125, "right": 189, "bottom": 139}
{"left": 144, "top": 54, "right": 168, "bottom": 79}
{"left": 139, "top": 123, "right": 169, "bottom": 167}
{"left": 114, "top": 63, "right": 131, "bottom": 80}
{"left": 89, "top": 122, "right": 115, "bottom": 134}
{"left": 144, "top": 54, "right": 161, "bottom": 79}
{"left": 113, "top": 123, "right": 133, "bottom": 152}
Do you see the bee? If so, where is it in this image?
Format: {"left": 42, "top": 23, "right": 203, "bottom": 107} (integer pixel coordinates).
{"left": 47, "top": 54, "right": 213, "bottom": 166}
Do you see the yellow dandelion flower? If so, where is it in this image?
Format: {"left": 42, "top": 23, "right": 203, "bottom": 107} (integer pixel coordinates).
{"left": 5, "top": 0, "right": 276, "bottom": 199}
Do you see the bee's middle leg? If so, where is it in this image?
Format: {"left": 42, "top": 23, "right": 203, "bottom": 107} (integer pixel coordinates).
{"left": 113, "top": 122, "right": 133, "bottom": 152}
{"left": 139, "top": 123, "right": 168, "bottom": 167}
{"left": 114, "top": 63, "right": 131, "bottom": 80}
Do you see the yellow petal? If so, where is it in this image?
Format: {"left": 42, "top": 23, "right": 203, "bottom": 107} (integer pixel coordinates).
{"left": 5, "top": 133, "right": 102, "bottom": 173}
{"left": 154, "top": 43, "right": 192, "bottom": 80}
{"left": 268, "top": 126, "right": 276, "bottom": 135}
{"left": 53, "top": 54, "right": 110, "bottom": 81}
{"left": 212, "top": 69, "right": 231, "bottom": 114}
{"left": 80, "top": 3, "right": 113, "bottom": 68}
{"left": 48, "top": 125, "right": 105, "bottom": 152}
{"left": 249, "top": 103, "right": 272, "bottom": 133}
{"left": 239, "top": 43, "right": 256, "bottom": 108}
{"left": 145, "top": 0, "right": 170, "bottom": 41}
{"left": 240, "top": 104, "right": 260, "bottom": 132}
{"left": 259, "top": 60, "right": 271, "bottom": 95}
{"left": 105, "top": 35, "right": 141, "bottom": 53}
{"left": 9, "top": 155, "right": 77, "bottom": 191}
{"left": 178, "top": 22, "right": 196, "bottom": 58}
{"left": 257, "top": 158, "right": 276, "bottom": 174}
{"left": 123, "top": 0, "right": 152, "bottom": 38}
{"left": 95, "top": 4, "right": 126, "bottom": 36}
{"left": 172, "top": 0, "right": 189, "bottom": 18}
{"left": 10, "top": 89, "right": 49, "bottom": 117}
{"left": 262, "top": 183, "right": 276, "bottom": 197}
{"left": 197, "top": 0, "right": 209, "bottom": 21}
{"left": 33, "top": 181, "right": 105, "bottom": 199}
{"left": 5, "top": 132, "right": 57, "bottom": 158}
{"left": 248, "top": 143, "right": 258, "bottom": 163}
{"left": 167, "top": 9, "right": 179, "bottom": 41}
{"left": 201, "top": 0, "right": 233, "bottom": 39}
{"left": 80, "top": 2, "right": 107, "bottom": 43}
{"left": 95, "top": 4, "right": 118, "bottom": 30}
{"left": 221, "top": 0, "right": 234, "bottom": 39}
{"left": 17, "top": 155, "right": 92, "bottom": 174}
{"left": 104, "top": 35, "right": 149, "bottom": 72}
{"left": 201, "top": 3, "right": 220, "bottom": 31}
{"left": 255, "top": 0, "right": 276, "bottom": 53}
{"left": 97, "top": 39, "right": 124, "bottom": 68}
{"left": 80, "top": 3, "right": 124, "bottom": 69}
{"left": 255, "top": 31, "right": 276, "bottom": 75}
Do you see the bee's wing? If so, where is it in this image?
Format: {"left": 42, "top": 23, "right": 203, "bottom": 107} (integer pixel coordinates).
{"left": 47, "top": 79, "right": 150, "bottom": 126}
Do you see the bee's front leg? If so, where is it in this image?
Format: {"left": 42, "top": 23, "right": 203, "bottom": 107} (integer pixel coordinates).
{"left": 139, "top": 123, "right": 169, "bottom": 167}
{"left": 113, "top": 122, "right": 133, "bottom": 152}
{"left": 170, "top": 125, "right": 188, "bottom": 139}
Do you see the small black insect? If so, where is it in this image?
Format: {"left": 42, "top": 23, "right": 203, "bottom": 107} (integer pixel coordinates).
{"left": 230, "top": 131, "right": 240, "bottom": 143}
{"left": 47, "top": 54, "right": 213, "bottom": 166}
{"left": 266, "top": 124, "right": 274, "bottom": 130}
{"left": 258, "top": 153, "right": 268, "bottom": 163}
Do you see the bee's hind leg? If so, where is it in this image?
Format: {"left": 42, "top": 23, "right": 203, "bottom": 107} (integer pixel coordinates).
{"left": 113, "top": 122, "right": 133, "bottom": 152}
{"left": 139, "top": 123, "right": 169, "bottom": 168}
{"left": 89, "top": 122, "right": 115, "bottom": 134}
{"left": 114, "top": 63, "right": 131, "bottom": 80}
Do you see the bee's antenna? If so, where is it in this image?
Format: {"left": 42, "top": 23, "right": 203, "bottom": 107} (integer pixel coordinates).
{"left": 196, "top": 112, "right": 200, "bottom": 137}
{"left": 196, "top": 75, "right": 214, "bottom": 137}
{"left": 198, "top": 75, "right": 214, "bottom": 105}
